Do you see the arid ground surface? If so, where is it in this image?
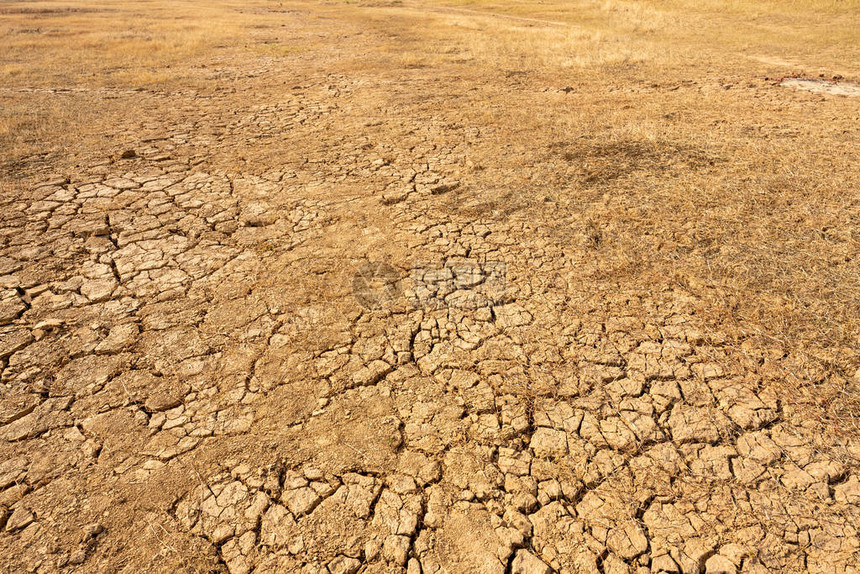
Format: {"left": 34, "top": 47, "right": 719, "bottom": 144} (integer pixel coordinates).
{"left": 2, "top": 0, "right": 860, "bottom": 572}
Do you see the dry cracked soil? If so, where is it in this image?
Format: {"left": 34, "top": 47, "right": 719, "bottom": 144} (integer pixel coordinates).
{"left": 1, "top": 1, "right": 860, "bottom": 573}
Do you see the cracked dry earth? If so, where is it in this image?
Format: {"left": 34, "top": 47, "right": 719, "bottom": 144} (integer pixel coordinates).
{"left": 2, "top": 3, "right": 860, "bottom": 574}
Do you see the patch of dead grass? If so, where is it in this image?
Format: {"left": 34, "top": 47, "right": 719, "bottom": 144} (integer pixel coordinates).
{"left": 2, "top": 0, "right": 860, "bottom": 438}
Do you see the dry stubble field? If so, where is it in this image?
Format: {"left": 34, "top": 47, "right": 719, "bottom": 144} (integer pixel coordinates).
{"left": 1, "top": 0, "right": 860, "bottom": 572}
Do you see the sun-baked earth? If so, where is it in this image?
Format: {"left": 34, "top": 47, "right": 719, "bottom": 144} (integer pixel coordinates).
{"left": 1, "top": 0, "right": 860, "bottom": 573}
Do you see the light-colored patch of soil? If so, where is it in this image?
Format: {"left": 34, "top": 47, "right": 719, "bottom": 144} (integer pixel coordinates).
{"left": 781, "top": 77, "right": 860, "bottom": 97}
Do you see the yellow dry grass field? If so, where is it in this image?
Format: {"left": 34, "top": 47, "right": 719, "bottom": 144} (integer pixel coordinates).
{"left": 1, "top": 0, "right": 860, "bottom": 573}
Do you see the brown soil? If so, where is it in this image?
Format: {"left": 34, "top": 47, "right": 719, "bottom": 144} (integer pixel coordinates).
{"left": 1, "top": 1, "right": 860, "bottom": 573}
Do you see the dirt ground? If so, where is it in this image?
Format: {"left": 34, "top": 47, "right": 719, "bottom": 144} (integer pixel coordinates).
{"left": 1, "top": 0, "right": 860, "bottom": 572}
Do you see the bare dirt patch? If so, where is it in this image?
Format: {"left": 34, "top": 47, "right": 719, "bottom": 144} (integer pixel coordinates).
{"left": 780, "top": 77, "right": 860, "bottom": 97}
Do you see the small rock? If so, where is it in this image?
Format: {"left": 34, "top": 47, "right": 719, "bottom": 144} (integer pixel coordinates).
{"left": 352, "top": 360, "right": 393, "bottom": 387}
{"left": 603, "top": 554, "right": 630, "bottom": 574}
{"left": 430, "top": 180, "right": 459, "bottom": 195}
{"left": 282, "top": 486, "right": 321, "bottom": 517}
{"left": 364, "top": 537, "right": 382, "bottom": 561}
{"left": 55, "top": 552, "right": 69, "bottom": 568}
{"left": 389, "top": 474, "right": 418, "bottom": 495}
{"left": 4, "top": 507, "right": 35, "bottom": 532}
{"left": 80, "top": 279, "right": 116, "bottom": 303}
{"left": 606, "top": 521, "right": 649, "bottom": 560}
{"left": 84, "top": 523, "right": 104, "bottom": 537}
{"left": 95, "top": 323, "right": 139, "bottom": 355}
{"left": 717, "top": 544, "right": 747, "bottom": 567}
{"left": 834, "top": 475, "right": 860, "bottom": 504}
{"left": 530, "top": 427, "right": 568, "bottom": 458}
{"left": 69, "top": 548, "right": 87, "bottom": 565}
{"left": 383, "top": 534, "right": 410, "bottom": 566}
{"left": 651, "top": 553, "right": 680, "bottom": 573}
{"left": 303, "top": 466, "right": 325, "bottom": 481}
{"left": 705, "top": 554, "right": 736, "bottom": 573}
{"left": 512, "top": 492, "right": 539, "bottom": 514}
{"left": 511, "top": 549, "right": 553, "bottom": 574}
{"left": 328, "top": 555, "right": 361, "bottom": 574}
{"left": 82, "top": 439, "right": 102, "bottom": 458}
{"left": 668, "top": 405, "right": 723, "bottom": 444}
{"left": 144, "top": 392, "right": 183, "bottom": 413}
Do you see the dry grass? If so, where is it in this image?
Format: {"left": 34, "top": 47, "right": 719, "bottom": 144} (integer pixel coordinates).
{"left": 2, "top": 0, "right": 860, "bottom": 435}
{"left": 363, "top": 0, "right": 860, "bottom": 437}
{"left": 0, "top": 0, "right": 314, "bottom": 168}
{"left": 0, "top": 2, "right": 251, "bottom": 87}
